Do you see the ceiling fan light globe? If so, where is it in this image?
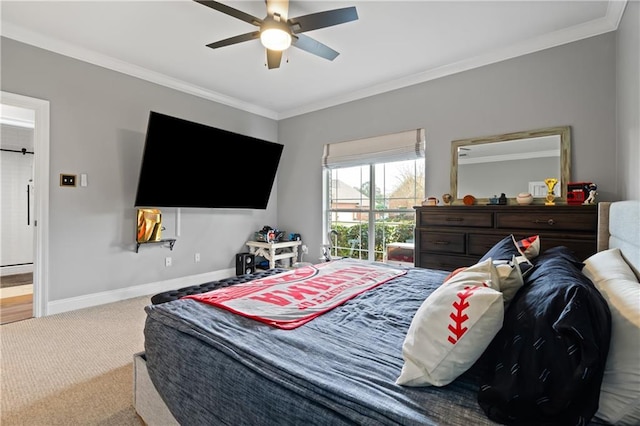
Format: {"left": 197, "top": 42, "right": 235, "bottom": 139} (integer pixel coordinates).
{"left": 260, "top": 28, "right": 291, "bottom": 51}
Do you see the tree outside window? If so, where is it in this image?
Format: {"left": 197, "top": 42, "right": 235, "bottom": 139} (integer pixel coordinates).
{"left": 325, "top": 159, "right": 424, "bottom": 262}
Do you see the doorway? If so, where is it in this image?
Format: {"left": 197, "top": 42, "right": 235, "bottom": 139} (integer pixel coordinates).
{"left": 0, "top": 92, "right": 50, "bottom": 323}
{"left": 1, "top": 110, "right": 34, "bottom": 323}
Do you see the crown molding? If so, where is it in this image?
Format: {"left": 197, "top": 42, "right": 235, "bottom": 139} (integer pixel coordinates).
{"left": 0, "top": 22, "right": 279, "bottom": 120}
{"left": 278, "top": 0, "right": 628, "bottom": 119}
{"left": 1, "top": 1, "right": 627, "bottom": 121}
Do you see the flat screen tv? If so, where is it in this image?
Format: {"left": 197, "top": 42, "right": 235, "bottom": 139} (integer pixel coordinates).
{"left": 134, "top": 111, "right": 284, "bottom": 209}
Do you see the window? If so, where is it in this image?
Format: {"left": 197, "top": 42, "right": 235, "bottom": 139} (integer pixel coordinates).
{"left": 322, "top": 129, "right": 425, "bottom": 263}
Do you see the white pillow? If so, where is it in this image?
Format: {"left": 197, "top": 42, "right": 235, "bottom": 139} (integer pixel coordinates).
{"left": 397, "top": 258, "right": 504, "bottom": 387}
{"left": 583, "top": 248, "right": 640, "bottom": 426}
{"left": 515, "top": 234, "right": 540, "bottom": 259}
{"left": 493, "top": 255, "right": 524, "bottom": 306}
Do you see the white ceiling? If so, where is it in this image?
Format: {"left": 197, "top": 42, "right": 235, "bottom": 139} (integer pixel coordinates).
{"left": 0, "top": 1, "right": 626, "bottom": 120}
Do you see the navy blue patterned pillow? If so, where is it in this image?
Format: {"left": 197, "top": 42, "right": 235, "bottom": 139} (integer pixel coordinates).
{"left": 477, "top": 245, "right": 611, "bottom": 424}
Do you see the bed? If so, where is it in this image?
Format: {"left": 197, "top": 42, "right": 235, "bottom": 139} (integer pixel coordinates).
{"left": 136, "top": 200, "right": 639, "bottom": 426}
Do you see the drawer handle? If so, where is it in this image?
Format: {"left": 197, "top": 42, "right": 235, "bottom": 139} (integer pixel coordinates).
{"left": 446, "top": 217, "right": 464, "bottom": 222}
{"left": 434, "top": 241, "right": 450, "bottom": 245}
{"left": 533, "top": 218, "right": 555, "bottom": 225}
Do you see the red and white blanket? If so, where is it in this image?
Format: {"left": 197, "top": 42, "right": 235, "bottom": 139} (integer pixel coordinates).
{"left": 184, "top": 259, "right": 407, "bottom": 329}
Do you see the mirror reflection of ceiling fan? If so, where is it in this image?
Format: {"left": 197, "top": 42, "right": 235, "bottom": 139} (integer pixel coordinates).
{"left": 194, "top": 0, "right": 358, "bottom": 69}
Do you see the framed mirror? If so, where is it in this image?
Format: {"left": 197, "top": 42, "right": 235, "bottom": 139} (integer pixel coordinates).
{"left": 450, "top": 126, "right": 570, "bottom": 205}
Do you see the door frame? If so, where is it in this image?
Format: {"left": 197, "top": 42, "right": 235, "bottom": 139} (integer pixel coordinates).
{"left": 1, "top": 91, "right": 50, "bottom": 317}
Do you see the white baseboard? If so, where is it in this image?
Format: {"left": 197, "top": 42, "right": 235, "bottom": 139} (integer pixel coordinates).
{"left": 46, "top": 268, "right": 235, "bottom": 315}
{"left": 1, "top": 264, "right": 34, "bottom": 276}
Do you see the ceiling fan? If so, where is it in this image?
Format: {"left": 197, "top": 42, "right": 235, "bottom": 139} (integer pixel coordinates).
{"left": 194, "top": 0, "right": 358, "bottom": 69}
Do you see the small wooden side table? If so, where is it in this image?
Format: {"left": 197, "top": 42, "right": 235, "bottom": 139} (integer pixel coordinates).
{"left": 245, "top": 240, "right": 302, "bottom": 269}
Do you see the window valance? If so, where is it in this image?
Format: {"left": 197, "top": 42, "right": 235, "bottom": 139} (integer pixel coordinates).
{"left": 322, "top": 128, "right": 425, "bottom": 169}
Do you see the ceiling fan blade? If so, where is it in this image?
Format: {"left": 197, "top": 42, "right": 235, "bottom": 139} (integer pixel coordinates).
{"left": 266, "top": 0, "right": 289, "bottom": 21}
{"left": 266, "top": 49, "right": 283, "bottom": 69}
{"left": 207, "top": 31, "right": 260, "bottom": 49}
{"left": 194, "top": 0, "right": 262, "bottom": 26}
{"left": 292, "top": 34, "right": 339, "bottom": 61}
{"left": 289, "top": 7, "right": 358, "bottom": 34}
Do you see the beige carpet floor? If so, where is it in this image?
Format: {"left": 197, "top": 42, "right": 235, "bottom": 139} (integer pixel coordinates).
{"left": 1, "top": 295, "right": 152, "bottom": 425}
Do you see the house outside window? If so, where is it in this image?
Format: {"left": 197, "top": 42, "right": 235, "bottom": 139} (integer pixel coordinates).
{"left": 322, "top": 129, "right": 425, "bottom": 263}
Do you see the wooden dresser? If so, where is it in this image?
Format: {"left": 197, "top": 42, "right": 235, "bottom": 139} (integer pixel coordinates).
{"left": 414, "top": 204, "right": 598, "bottom": 271}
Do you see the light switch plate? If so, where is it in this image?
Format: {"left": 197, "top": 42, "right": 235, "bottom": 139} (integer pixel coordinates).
{"left": 60, "top": 174, "right": 77, "bottom": 187}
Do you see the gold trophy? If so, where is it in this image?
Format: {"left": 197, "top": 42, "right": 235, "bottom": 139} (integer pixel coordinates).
{"left": 544, "top": 178, "right": 558, "bottom": 206}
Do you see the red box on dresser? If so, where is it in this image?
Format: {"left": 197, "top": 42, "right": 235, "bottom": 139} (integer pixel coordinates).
{"left": 567, "top": 181, "right": 592, "bottom": 205}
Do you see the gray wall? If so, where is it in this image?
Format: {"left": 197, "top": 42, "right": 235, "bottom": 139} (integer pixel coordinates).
{"left": 1, "top": 37, "right": 278, "bottom": 302}
{"left": 277, "top": 33, "right": 620, "bottom": 261}
{"left": 616, "top": 0, "right": 639, "bottom": 201}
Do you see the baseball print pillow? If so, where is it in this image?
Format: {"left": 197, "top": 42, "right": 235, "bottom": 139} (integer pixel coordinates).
{"left": 397, "top": 258, "right": 504, "bottom": 387}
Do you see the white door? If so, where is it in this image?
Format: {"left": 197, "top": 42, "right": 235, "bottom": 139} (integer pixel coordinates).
{"left": 1, "top": 92, "right": 50, "bottom": 317}
{"left": 0, "top": 140, "right": 35, "bottom": 270}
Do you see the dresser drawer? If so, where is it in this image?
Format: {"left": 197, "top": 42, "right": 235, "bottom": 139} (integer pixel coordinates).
{"left": 468, "top": 233, "right": 507, "bottom": 256}
{"left": 420, "top": 232, "right": 465, "bottom": 254}
{"left": 538, "top": 237, "right": 596, "bottom": 261}
{"left": 495, "top": 212, "right": 597, "bottom": 232}
{"left": 419, "top": 253, "right": 475, "bottom": 272}
{"left": 418, "top": 211, "right": 493, "bottom": 228}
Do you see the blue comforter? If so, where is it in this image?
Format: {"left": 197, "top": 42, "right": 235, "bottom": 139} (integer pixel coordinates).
{"left": 144, "top": 266, "right": 496, "bottom": 426}
{"left": 144, "top": 254, "right": 611, "bottom": 425}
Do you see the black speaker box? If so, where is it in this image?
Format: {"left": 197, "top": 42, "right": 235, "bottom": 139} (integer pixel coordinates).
{"left": 235, "top": 252, "right": 255, "bottom": 275}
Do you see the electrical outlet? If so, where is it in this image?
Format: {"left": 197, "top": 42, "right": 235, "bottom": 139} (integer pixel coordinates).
{"left": 301, "top": 245, "right": 309, "bottom": 254}
{"left": 165, "top": 257, "right": 172, "bottom": 267}
{"left": 194, "top": 253, "right": 200, "bottom": 263}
